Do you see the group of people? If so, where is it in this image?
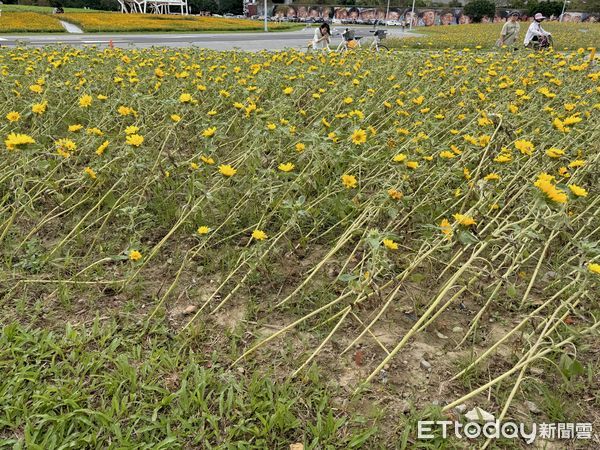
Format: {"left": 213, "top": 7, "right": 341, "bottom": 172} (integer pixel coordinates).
{"left": 499, "top": 12, "right": 552, "bottom": 49}
{"left": 311, "top": 12, "right": 553, "bottom": 51}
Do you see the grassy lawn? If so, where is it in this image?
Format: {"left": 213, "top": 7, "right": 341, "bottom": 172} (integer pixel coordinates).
{"left": 1, "top": 321, "right": 380, "bottom": 448}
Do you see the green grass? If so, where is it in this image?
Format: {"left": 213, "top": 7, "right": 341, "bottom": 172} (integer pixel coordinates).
{"left": 0, "top": 320, "right": 378, "bottom": 448}
{"left": 3, "top": 316, "right": 594, "bottom": 448}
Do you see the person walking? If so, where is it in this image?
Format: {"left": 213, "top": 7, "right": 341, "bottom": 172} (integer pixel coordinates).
{"left": 499, "top": 12, "right": 520, "bottom": 48}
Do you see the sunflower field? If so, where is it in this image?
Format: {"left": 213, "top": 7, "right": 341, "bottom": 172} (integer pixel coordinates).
{"left": 1, "top": 45, "right": 599, "bottom": 447}
{"left": 0, "top": 10, "right": 298, "bottom": 34}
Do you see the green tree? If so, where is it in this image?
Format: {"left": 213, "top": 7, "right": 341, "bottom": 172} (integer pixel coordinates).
{"left": 570, "top": 0, "right": 600, "bottom": 12}
{"left": 188, "top": 0, "right": 218, "bottom": 13}
{"left": 506, "top": 0, "right": 526, "bottom": 8}
{"left": 218, "top": 0, "right": 242, "bottom": 14}
{"left": 463, "top": 0, "right": 495, "bottom": 22}
{"left": 526, "top": 0, "right": 564, "bottom": 18}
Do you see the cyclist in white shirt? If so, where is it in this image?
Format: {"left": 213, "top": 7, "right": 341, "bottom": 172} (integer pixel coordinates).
{"left": 524, "top": 13, "right": 551, "bottom": 47}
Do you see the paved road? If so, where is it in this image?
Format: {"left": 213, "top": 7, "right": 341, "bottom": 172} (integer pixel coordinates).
{"left": 0, "top": 27, "right": 416, "bottom": 50}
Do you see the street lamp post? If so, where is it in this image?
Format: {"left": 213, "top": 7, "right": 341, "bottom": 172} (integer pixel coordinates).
{"left": 264, "top": 0, "right": 268, "bottom": 31}
{"left": 385, "top": 0, "right": 391, "bottom": 24}
{"left": 409, "top": 0, "right": 416, "bottom": 30}
{"left": 560, "top": 0, "right": 570, "bottom": 22}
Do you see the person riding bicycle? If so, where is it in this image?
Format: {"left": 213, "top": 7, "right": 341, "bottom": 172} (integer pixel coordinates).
{"left": 313, "top": 23, "right": 331, "bottom": 50}
{"left": 524, "top": 13, "right": 552, "bottom": 48}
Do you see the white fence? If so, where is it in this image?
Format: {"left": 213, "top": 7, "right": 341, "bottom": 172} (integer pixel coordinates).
{"left": 117, "top": 0, "right": 189, "bottom": 15}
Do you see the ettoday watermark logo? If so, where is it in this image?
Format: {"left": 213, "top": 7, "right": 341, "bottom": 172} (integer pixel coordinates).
{"left": 418, "top": 420, "right": 593, "bottom": 444}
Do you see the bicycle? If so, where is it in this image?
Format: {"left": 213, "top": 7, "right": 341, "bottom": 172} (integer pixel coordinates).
{"left": 334, "top": 28, "right": 389, "bottom": 53}
{"left": 527, "top": 35, "right": 553, "bottom": 51}
{"left": 369, "top": 29, "right": 389, "bottom": 52}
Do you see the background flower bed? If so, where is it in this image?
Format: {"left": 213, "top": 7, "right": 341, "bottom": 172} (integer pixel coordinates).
{"left": 0, "top": 6, "right": 299, "bottom": 33}
{"left": 390, "top": 22, "right": 600, "bottom": 50}
{"left": 0, "top": 12, "right": 64, "bottom": 33}
{"left": 60, "top": 12, "right": 299, "bottom": 32}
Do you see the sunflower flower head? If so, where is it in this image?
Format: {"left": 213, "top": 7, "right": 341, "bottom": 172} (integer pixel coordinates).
{"left": 278, "top": 162, "right": 295, "bottom": 173}
{"left": 534, "top": 173, "right": 567, "bottom": 203}
{"left": 568, "top": 184, "right": 588, "bottom": 197}
{"left": 79, "top": 95, "right": 92, "bottom": 108}
{"left": 514, "top": 139, "right": 534, "bottom": 156}
{"left": 6, "top": 111, "right": 20, "bottom": 122}
{"left": 5, "top": 132, "right": 35, "bottom": 151}
{"left": 202, "top": 127, "right": 216, "bottom": 138}
{"left": 197, "top": 226, "right": 211, "bottom": 235}
{"left": 440, "top": 218, "right": 453, "bottom": 238}
{"left": 453, "top": 213, "right": 476, "bottom": 227}
{"left": 219, "top": 164, "right": 237, "bottom": 177}
{"left": 388, "top": 189, "right": 403, "bottom": 200}
{"left": 351, "top": 129, "right": 367, "bottom": 145}
{"left": 84, "top": 167, "right": 97, "bottom": 179}
{"left": 126, "top": 134, "right": 144, "bottom": 147}
{"left": 341, "top": 174, "right": 358, "bottom": 189}
{"left": 252, "top": 229, "right": 267, "bottom": 241}
{"left": 179, "top": 93, "right": 193, "bottom": 103}
{"left": 383, "top": 239, "right": 398, "bottom": 250}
